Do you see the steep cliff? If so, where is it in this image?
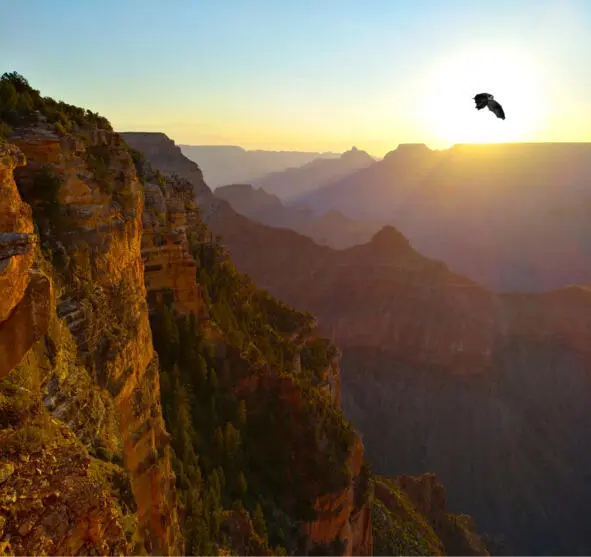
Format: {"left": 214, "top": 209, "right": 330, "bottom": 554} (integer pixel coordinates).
{"left": 130, "top": 140, "right": 373, "bottom": 555}
{"left": 0, "top": 74, "right": 182, "bottom": 555}
{"left": 0, "top": 141, "right": 135, "bottom": 556}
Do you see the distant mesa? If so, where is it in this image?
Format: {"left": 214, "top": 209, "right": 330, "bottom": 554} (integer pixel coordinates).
{"left": 252, "top": 146, "right": 375, "bottom": 204}
{"left": 178, "top": 144, "right": 341, "bottom": 189}
{"left": 340, "top": 146, "right": 374, "bottom": 163}
{"left": 383, "top": 143, "right": 433, "bottom": 160}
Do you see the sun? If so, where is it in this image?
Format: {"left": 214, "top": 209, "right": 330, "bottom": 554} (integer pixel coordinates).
{"left": 417, "top": 44, "right": 549, "bottom": 147}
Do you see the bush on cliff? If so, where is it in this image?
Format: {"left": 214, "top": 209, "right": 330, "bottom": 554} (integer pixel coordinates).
{"left": 0, "top": 71, "right": 112, "bottom": 134}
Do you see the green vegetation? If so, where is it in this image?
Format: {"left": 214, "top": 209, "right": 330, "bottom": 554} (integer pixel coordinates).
{"left": 31, "top": 164, "right": 61, "bottom": 207}
{"left": 13, "top": 164, "right": 68, "bottom": 272}
{"left": 149, "top": 229, "right": 356, "bottom": 555}
{"left": 301, "top": 337, "right": 338, "bottom": 382}
{"left": 127, "top": 146, "right": 147, "bottom": 185}
{"left": 0, "top": 120, "right": 11, "bottom": 139}
{"left": 372, "top": 477, "right": 443, "bottom": 556}
{"left": 152, "top": 302, "right": 280, "bottom": 555}
{"left": 355, "top": 461, "right": 373, "bottom": 508}
{"left": 85, "top": 144, "right": 113, "bottom": 193}
{"left": 0, "top": 71, "right": 112, "bottom": 135}
{"left": 190, "top": 237, "right": 315, "bottom": 370}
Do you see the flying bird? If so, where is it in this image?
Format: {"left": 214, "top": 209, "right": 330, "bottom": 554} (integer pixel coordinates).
{"left": 473, "top": 93, "right": 505, "bottom": 120}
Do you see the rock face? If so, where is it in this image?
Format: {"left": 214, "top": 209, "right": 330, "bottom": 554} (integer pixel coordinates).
{"left": 0, "top": 144, "right": 36, "bottom": 324}
{"left": 0, "top": 422, "right": 131, "bottom": 556}
{"left": 303, "top": 434, "right": 371, "bottom": 555}
{"left": 0, "top": 143, "right": 52, "bottom": 380}
{"left": 393, "top": 474, "right": 490, "bottom": 556}
{"left": 0, "top": 121, "right": 182, "bottom": 555}
{"left": 142, "top": 176, "right": 206, "bottom": 316}
{"left": 120, "top": 132, "right": 212, "bottom": 201}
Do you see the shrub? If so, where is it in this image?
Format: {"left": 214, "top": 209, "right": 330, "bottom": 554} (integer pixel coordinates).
{"left": 0, "top": 121, "right": 11, "bottom": 138}
{"left": 127, "top": 146, "right": 146, "bottom": 184}
{"left": 86, "top": 144, "right": 113, "bottom": 193}
{"left": 0, "top": 72, "right": 113, "bottom": 134}
{"left": 4, "top": 424, "right": 47, "bottom": 454}
{"left": 31, "top": 165, "right": 61, "bottom": 206}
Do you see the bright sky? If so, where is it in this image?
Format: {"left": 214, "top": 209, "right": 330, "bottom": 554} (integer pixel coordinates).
{"left": 1, "top": 0, "right": 590, "bottom": 156}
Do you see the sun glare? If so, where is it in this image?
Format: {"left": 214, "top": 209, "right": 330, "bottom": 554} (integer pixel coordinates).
{"left": 417, "top": 45, "right": 549, "bottom": 148}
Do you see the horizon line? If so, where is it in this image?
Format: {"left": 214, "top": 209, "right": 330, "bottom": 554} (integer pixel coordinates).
{"left": 117, "top": 131, "right": 591, "bottom": 158}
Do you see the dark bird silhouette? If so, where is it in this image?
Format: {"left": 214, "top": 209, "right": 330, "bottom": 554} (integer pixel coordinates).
{"left": 473, "top": 93, "right": 505, "bottom": 119}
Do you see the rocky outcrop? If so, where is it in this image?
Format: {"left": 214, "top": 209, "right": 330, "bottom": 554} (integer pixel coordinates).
{"left": 0, "top": 144, "right": 51, "bottom": 380}
{"left": 0, "top": 144, "right": 36, "bottom": 324}
{"left": 303, "top": 434, "right": 371, "bottom": 556}
{"left": 1, "top": 119, "right": 182, "bottom": 554}
{"left": 0, "top": 143, "right": 131, "bottom": 556}
{"left": 120, "top": 132, "right": 211, "bottom": 201}
{"left": 0, "top": 233, "right": 32, "bottom": 260}
{"left": 142, "top": 176, "right": 206, "bottom": 317}
{"left": 0, "top": 421, "right": 131, "bottom": 556}
{"left": 0, "top": 269, "right": 51, "bottom": 380}
{"left": 372, "top": 474, "right": 489, "bottom": 556}
{"left": 392, "top": 474, "right": 489, "bottom": 556}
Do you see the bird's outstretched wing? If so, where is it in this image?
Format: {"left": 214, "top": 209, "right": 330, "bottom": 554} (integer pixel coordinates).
{"left": 473, "top": 93, "right": 491, "bottom": 110}
{"left": 487, "top": 99, "right": 505, "bottom": 119}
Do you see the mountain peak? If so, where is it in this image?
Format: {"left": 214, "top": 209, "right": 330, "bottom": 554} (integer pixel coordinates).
{"left": 340, "top": 146, "right": 373, "bottom": 164}
{"left": 368, "top": 225, "right": 412, "bottom": 250}
{"left": 383, "top": 143, "right": 432, "bottom": 161}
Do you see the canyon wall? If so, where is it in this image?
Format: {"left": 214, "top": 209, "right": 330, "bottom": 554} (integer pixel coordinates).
{"left": 0, "top": 117, "right": 182, "bottom": 555}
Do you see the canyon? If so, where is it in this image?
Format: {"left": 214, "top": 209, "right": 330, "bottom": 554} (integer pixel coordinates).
{"left": 122, "top": 132, "right": 591, "bottom": 555}
{"left": 0, "top": 74, "right": 487, "bottom": 556}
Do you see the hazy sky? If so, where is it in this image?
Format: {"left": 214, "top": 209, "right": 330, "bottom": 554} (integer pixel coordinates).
{"left": 2, "top": 0, "right": 590, "bottom": 156}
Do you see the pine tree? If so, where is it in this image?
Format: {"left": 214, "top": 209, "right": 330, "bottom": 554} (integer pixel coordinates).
{"left": 252, "top": 503, "right": 268, "bottom": 541}
{"left": 237, "top": 471, "right": 247, "bottom": 497}
{"left": 237, "top": 399, "right": 247, "bottom": 428}
{"left": 195, "top": 354, "right": 208, "bottom": 385}
{"left": 224, "top": 422, "right": 240, "bottom": 457}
